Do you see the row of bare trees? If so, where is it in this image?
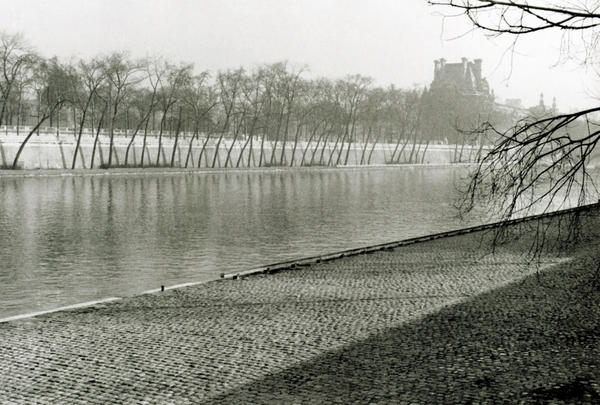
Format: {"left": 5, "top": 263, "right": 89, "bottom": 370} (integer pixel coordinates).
{"left": 0, "top": 31, "right": 499, "bottom": 170}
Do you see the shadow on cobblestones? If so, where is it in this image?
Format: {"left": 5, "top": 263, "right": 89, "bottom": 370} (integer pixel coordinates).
{"left": 210, "top": 255, "right": 600, "bottom": 404}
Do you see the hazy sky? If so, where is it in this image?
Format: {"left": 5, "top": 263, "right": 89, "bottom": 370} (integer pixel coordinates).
{"left": 1, "top": 0, "right": 596, "bottom": 110}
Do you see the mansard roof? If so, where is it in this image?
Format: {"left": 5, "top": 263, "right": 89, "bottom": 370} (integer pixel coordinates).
{"left": 431, "top": 57, "right": 489, "bottom": 96}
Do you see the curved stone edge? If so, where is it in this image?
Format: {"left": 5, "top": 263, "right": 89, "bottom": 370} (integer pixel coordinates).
{"left": 0, "top": 297, "right": 121, "bottom": 323}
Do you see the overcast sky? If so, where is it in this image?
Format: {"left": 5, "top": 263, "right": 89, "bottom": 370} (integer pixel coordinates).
{"left": 1, "top": 0, "right": 596, "bottom": 110}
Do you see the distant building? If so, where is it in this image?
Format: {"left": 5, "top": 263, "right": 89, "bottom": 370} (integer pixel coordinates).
{"left": 431, "top": 57, "right": 490, "bottom": 96}
{"left": 495, "top": 98, "right": 524, "bottom": 116}
{"left": 528, "top": 93, "right": 558, "bottom": 116}
{"left": 420, "top": 57, "right": 495, "bottom": 142}
{"left": 504, "top": 98, "right": 523, "bottom": 109}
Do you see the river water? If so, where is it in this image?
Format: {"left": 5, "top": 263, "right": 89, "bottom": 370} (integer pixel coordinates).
{"left": 1, "top": 166, "right": 483, "bottom": 319}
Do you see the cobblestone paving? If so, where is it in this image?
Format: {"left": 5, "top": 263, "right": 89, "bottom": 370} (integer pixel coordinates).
{"left": 0, "top": 214, "right": 599, "bottom": 404}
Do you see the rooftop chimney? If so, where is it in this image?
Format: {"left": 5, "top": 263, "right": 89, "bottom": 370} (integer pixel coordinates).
{"left": 473, "top": 58, "right": 482, "bottom": 82}
{"left": 434, "top": 59, "right": 440, "bottom": 80}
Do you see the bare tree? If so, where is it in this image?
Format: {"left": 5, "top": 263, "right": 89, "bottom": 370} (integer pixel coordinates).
{"left": 69, "top": 58, "right": 105, "bottom": 169}
{"left": 430, "top": 1, "right": 600, "bottom": 35}
{"left": 153, "top": 61, "right": 192, "bottom": 166}
{"left": 336, "top": 75, "right": 371, "bottom": 166}
{"left": 236, "top": 69, "right": 266, "bottom": 168}
{"left": 12, "top": 58, "right": 72, "bottom": 168}
{"left": 212, "top": 68, "right": 243, "bottom": 168}
{"left": 431, "top": 0, "right": 600, "bottom": 252}
{"left": 101, "top": 52, "right": 143, "bottom": 168}
{"left": 196, "top": 86, "right": 219, "bottom": 168}
{"left": 181, "top": 72, "right": 215, "bottom": 168}
{"left": 138, "top": 60, "right": 167, "bottom": 167}
{"left": 224, "top": 84, "right": 248, "bottom": 168}
{"left": 277, "top": 65, "right": 306, "bottom": 166}
{"left": 90, "top": 100, "right": 108, "bottom": 169}
{"left": 124, "top": 85, "right": 156, "bottom": 166}
{"left": 170, "top": 106, "right": 183, "bottom": 167}
{"left": 0, "top": 32, "right": 36, "bottom": 128}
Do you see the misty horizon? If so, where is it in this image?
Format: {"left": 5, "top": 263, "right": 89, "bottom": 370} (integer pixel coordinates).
{"left": 1, "top": 0, "right": 597, "bottom": 111}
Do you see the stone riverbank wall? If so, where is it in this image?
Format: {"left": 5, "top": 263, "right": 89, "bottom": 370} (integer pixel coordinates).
{"left": 0, "top": 128, "right": 485, "bottom": 169}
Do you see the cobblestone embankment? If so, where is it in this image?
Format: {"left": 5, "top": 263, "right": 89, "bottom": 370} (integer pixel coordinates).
{"left": 0, "top": 211, "right": 599, "bottom": 404}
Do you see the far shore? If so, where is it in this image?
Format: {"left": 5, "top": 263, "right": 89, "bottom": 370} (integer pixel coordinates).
{"left": 0, "top": 162, "right": 475, "bottom": 178}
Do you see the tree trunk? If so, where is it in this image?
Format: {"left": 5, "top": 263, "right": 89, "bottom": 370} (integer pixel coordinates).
{"left": 56, "top": 106, "right": 60, "bottom": 137}
{"left": 237, "top": 115, "right": 259, "bottom": 168}
{"left": 397, "top": 138, "right": 410, "bottom": 164}
{"left": 0, "top": 94, "right": 9, "bottom": 128}
{"left": 71, "top": 110, "right": 87, "bottom": 169}
{"left": 72, "top": 93, "right": 96, "bottom": 169}
{"left": 16, "top": 88, "right": 22, "bottom": 136}
{"left": 12, "top": 111, "right": 55, "bottom": 169}
{"left": 457, "top": 140, "right": 466, "bottom": 163}
{"left": 91, "top": 106, "right": 108, "bottom": 169}
{"left": 140, "top": 114, "right": 152, "bottom": 167}
{"left": 289, "top": 124, "right": 302, "bottom": 167}
{"left": 156, "top": 112, "right": 167, "bottom": 166}
{"left": 327, "top": 130, "right": 343, "bottom": 167}
{"left": 367, "top": 129, "right": 381, "bottom": 165}
{"left": 212, "top": 105, "right": 233, "bottom": 168}
{"left": 335, "top": 127, "right": 349, "bottom": 166}
{"left": 343, "top": 121, "right": 358, "bottom": 166}
{"left": 414, "top": 142, "right": 423, "bottom": 164}
{"left": 359, "top": 128, "right": 372, "bottom": 166}
{"left": 236, "top": 133, "right": 250, "bottom": 168}
{"left": 279, "top": 108, "right": 293, "bottom": 166}
{"left": 318, "top": 128, "right": 333, "bottom": 166}
{"left": 248, "top": 133, "right": 256, "bottom": 167}
{"left": 198, "top": 129, "right": 211, "bottom": 168}
{"left": 258, "top": 131, "right": 267, "bottom": 167}
{"left": 269, "top": 106, "right": 285, "bottom": 165}
{"left": 311, "top": 124, "right": 332, "bottom": 166}
{"left": 420, "top": 141, "right": 430, "bottom": 164}
{"left": 170, "top": 107, "right": 183, "bottom": 167}
{"left": 407, "top": 135, "right": 418, "bottom": 163}
{"left": 453, "top": 142, "right": 459, "bottom": 163}
{"left": 185, "top": 125, "right": 199, "bottom": 168}
{"left": 73, "top": 107, "right": 77, "bottom": 138}
{"left": 107, "top": 92, "right": 118, "bottom": 168}
{"left": 225, "top": 116, "right": 243, "bottom": 168}
{"left": 476, "top": 134, "right": 485, "bottom": 162}
{"left": 211, "top": 132, "right": 225, "bottom": 168}
{"left": 389, "top": 129, "right": 404, "bottom": 163}
{"left": 300, "top": 122, "right": 320, "bottom": 166}
{"left": 125, "top": 112, "right": 151, "bottom": 166}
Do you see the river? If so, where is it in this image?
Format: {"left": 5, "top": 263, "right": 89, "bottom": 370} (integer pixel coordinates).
{"left": 0, "top": 166, "right": 483, "bottom": 319}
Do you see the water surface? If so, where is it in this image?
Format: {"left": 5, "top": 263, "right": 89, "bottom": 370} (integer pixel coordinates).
{"left": 1, "top": 167, "right": 479, "bottom": 318}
